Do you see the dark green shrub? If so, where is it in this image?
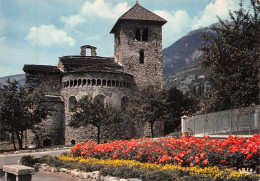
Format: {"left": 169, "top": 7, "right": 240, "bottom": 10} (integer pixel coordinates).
{"left": 20, "top": 155, "right": 40, "bottom": 167}
{"left": 39, "top": 155, "right": 53, "bottom": 165}
{"left": 145, "top": 170, "right": 178, "bottom": 181}
{"left": 77, "top": 162, "right": 96, "bottom": 172}
{"left": 48, "top": 157, "right": 64, "bottom": 168}
{"left": 100, "top": 167, "right": 116, "bottom": 176}
{"left": 125, "top": 169, "right": 145, "bottom": 179}
{"left": 113, "top": 167, "right": 133, "bottom": 178}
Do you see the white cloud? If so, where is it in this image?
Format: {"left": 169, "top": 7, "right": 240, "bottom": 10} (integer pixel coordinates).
{"left": 155, "top": 10, "right": 192, "bottom": 34}
{"left": 60, "top": 15, "right": 85, "bottom": 29}
{"left": 25, "top": 24, "right": 75, "bottom": 46}
{"left": 154, "top": 10, "right": 193, "bottom": 46}
{"left": 192, "top": 0, "right": 240, "bottom": 29}
{"left": 60, "top": 0, "right": 130, "bottom": 29}
{"left": 81, "top": 0, "right": 130, "bottom": 20}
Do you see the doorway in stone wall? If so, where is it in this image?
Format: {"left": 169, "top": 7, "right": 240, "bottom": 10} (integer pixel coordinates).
{"left": 71, "top": 139, "right": 75, "bottom": 145}
{"left": 43, "top": 138, "right": 52, "bottom": 147}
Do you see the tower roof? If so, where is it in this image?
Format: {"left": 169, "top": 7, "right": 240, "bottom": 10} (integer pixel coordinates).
{"left": 110, "top": 2, "right": 167, "bottom": 33}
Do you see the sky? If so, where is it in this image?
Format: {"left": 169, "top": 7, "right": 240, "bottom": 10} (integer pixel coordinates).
{"left": 0, "top": 0, "right": 249, "bottom": 77}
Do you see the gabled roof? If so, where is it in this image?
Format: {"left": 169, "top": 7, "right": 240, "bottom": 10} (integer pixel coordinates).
{"left": 110, "top": 2, "right": 167, "bottom": 33}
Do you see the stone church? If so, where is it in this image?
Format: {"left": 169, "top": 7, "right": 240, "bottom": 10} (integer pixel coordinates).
{"left": 23, "top": 2, "right": 167, "bottom": 146}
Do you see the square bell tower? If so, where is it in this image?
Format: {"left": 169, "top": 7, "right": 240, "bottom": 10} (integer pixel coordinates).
{"left": 110, "top": 1, "right": 167, "bottom": 90}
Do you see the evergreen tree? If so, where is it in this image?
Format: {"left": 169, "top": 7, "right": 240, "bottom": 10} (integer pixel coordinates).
{"left": 200, "top": 0, "right": 260, "bottom": 113}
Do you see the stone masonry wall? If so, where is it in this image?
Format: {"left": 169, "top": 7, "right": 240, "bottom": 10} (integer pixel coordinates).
{"left": 25, "top": 72, "right": 61, "bottom": 95}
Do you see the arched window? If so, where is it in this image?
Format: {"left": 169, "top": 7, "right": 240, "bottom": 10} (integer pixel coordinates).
{"left": 92, "top": 79, "right": 96, "bottom": 86}
{"left": 121, "top": 96, "right": 129, "bottom": 111}
{"left": 116, "top": 81, "right": 119, "bottom": 87}
{"left": 70, "top": 80, "right": 73, "bottom": 87}
{"left": 69, "top": 96, "right": 77, "bottom": 112}
{"left": 88, "top": 79, "right": 91, "bottom": 86}
{"left": 74, "top": 80, "right": 77, "bottom": 87}
{"left": 135, "top": 28, "right": 141, "bottom": 41}
{"left": 140, "top": 50, "right": 144, "bottom": 64}
{"left": 94, "top": 94, "right": 106, "bottom": 107}
{"left": 112, "top": 80, "right": 115, "bottom": 87}
{"left": 66, "top": 81, "right": 69, "bottom": 87}
{"left": 78, "top": 79, "right": 82, "bottom": 86}
{"left": 143, "top": 29, "right": 148, "bottom": 41}
{"left": 83, "top": 79, "right": 87, "bottom": 86}
{"left": 135, "top": 28, "right": 148, "bottom": 41}
{"left": 97, "top": 79, "right": 101, "bottom": 86}
{"left": 107, "top": 80, "right": 111, "bottom": 87}
{"left": 102, "top": 80, "right": 107, "bottom": 86}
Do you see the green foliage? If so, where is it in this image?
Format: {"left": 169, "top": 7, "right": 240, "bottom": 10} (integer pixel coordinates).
{"left": 165, "top": 87, "right": 198, "bottom": 133}
{"left": 0, "top": 79, "right": 50, "bottom": 150}
{"left": 199, "top": 0, "right": 260, "bottom": 113}
{"left": 126, "top": 86, "right": 198, "bottom": 137}
{"left": 126, "top": 86, "right": 168, "bottom": 138}
{"left": 68, "top": 95, "right": 123, "bottom": 144}
{"left": 20, "top": 155, "right": 40, "bottom": 167}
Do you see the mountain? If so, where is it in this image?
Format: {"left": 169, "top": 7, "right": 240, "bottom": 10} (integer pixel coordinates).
{"left": 162, "top": 24, "right": 219, "bottom": 93}
{"left": 0, "top": 74, "right": 25, "bottom": 86}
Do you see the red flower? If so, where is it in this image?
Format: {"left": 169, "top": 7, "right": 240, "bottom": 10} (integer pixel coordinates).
{"left": 137, "top": 155, "right": 140, "bottom": 159}
{"left": 112, "top": 154, "right": 118, "bottom": 159}
{"left": 221, "top": 160, "right": 226, "bottom": 163}
{"left": 246, "top": 154, "right": 252, "bottom": 160}
{"left": 203, "top": 159, "right": 208, "bottom": 164}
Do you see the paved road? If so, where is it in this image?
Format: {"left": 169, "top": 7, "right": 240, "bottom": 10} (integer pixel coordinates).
{"left": 0, "top": 149, "right": 72, "bottom": 181}
{"left": 0, "top": 149, "right": 71, "bottom": 169}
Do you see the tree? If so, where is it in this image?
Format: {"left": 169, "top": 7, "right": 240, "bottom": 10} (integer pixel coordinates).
{"left": 127, "top": 86, "right": 168, "bottom": 138}
{"left": 0, "top": 79, "right": 49, "bottom": 150}
{"left": 165, "top": 87, "right": 198, "bottom": 134}
{"left": 68, "top": 95, "right": 122, "bottom": 144}
{"left": 126, "top": 86, "right": 198, "bottom": 137}
{"left": 199, "top": 0, "right": 260, "bottom": 113}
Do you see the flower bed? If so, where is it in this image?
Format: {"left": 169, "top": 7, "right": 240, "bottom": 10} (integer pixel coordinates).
{"left": 71, "top": 135, "right": 260, "bottom": 171}
{"left": 57, "top": 155, "right": 259, "bottom": 180}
